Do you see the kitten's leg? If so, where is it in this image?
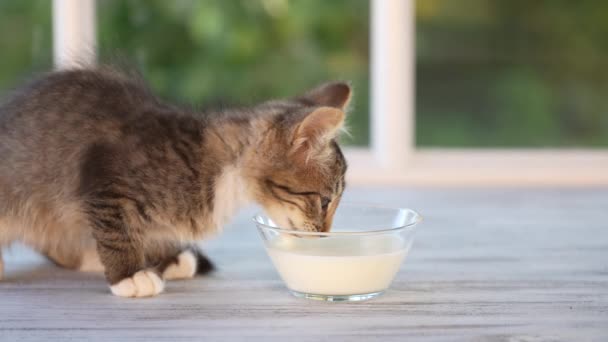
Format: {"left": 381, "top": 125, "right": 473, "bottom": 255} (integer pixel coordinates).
{"left": 146, "top": 244, "right": 214, "bottom": 280}
{"left": 78, "top": 247, "right": 105, "bottom": 272}
{"left": 157, "top": 246, "right": 215, "bottom": 280}
{"left": 42, "top": 245, "right": 84, "bottom": 270}
{"left": 89, "top": 209, "right": 164, "bottom": 298}
{"left": 27, "top": 222, "right": 103, "bottom": 272}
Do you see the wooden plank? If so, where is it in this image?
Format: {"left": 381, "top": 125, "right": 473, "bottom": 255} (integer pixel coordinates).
{"left": 1, "top": 188, "right": 607, "bottom": 341}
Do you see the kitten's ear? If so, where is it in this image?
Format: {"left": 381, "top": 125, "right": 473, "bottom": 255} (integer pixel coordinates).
{"left": 291, "top": 106, "right": 345, "bottom": 160}
{"left": 299, "top": 82, "right": 352, "bottom": 109}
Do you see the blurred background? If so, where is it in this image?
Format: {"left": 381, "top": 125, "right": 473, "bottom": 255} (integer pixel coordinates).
{"left": 1, "top": 0, "right": 607, "bottom": 148}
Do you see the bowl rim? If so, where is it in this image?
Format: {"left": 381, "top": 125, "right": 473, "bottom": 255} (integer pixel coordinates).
{"left": 252, "top": 203, "right": 423, "bottom": 236}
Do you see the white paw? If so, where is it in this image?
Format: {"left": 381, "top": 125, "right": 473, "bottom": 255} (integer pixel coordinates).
{"left": 110, "top": 270, "right": 164, "bottom": 298}
{"left": 162, "top": 250, "right": 197, "bottom": 280}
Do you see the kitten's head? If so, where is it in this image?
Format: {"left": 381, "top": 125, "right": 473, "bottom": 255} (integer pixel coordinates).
{"left": 251, "top": 82, "right": 350, "bottom": 232}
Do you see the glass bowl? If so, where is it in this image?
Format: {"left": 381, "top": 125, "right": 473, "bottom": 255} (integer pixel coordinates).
{"left": 254, "top": 204, "right": 422, "bottom": 302}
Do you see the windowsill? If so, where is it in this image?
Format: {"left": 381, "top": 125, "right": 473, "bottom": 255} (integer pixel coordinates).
{"left": 345, "top": 148, "right": 608, "bottom": 186}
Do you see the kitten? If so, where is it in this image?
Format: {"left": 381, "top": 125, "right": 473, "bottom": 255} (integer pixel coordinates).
{"left": 0, "top": 66, "right": 349, "bottom": 297}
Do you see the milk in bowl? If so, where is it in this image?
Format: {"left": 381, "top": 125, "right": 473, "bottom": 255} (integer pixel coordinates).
{"left": 254, "top": 204, "right": 421, "bottom": 302}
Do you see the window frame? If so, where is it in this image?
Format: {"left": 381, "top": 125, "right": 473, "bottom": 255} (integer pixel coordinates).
{"left": 53, "top": 0, "right": 608, "bottom": 186}
{"left": 348, "top": 0, "right": 608, "bottom": 186}
{"left": 53, "top": 0, "right": 96, "bottom": 69}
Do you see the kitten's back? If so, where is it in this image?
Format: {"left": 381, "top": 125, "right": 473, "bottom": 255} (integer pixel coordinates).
{"left": 0, "top": 68, "right": 171, "bottom": 257}
{"left": 0, "top": 68, "right": 154, "bottom": 199}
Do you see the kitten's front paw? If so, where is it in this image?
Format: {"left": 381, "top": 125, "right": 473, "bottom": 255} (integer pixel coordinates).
{"left": 162, "top": 250, "right": 197, "bottom": 280}
{"left": 110, "top": 270, "right": 164, "bottom": 298}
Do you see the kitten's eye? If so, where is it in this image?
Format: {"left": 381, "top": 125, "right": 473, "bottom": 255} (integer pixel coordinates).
{"left": 321, "top": 197, "right": 331, "bottom": 211}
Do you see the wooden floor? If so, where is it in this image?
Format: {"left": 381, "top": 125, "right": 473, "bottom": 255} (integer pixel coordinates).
{"left": 1, "top": 187, "right": 607, "bottom": 341}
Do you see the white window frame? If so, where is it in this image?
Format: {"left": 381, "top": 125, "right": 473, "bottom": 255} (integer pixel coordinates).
{"left": 53, "top": 0, "right": 608, "bottom": 186}
{"left": 348, "top": 0, "right": 608, "bottom": 186}
{"left": 53, "top": 0, "right": 96, "bottom": 69}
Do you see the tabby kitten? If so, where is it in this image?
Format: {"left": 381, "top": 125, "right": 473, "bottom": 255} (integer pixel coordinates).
{"left": 0, "top": 67, "right": 349, "bottom": 297}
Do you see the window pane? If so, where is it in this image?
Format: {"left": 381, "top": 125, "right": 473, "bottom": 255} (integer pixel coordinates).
{"left": 0, "top": 1, "right": 52, "bottom": 94}
{"left": 416, "top": 0, "right": 608, "bottom": 147}
{"left": 99, "top": 0, "right": 370, "bottom": 146}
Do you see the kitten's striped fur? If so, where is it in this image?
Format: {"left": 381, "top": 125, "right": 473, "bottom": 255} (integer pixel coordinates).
{"left": 0, "top": 67, "right": 349, "bottom": 297}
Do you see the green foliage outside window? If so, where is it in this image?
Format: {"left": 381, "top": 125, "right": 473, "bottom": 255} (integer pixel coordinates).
{"left": 98, "top": 0, "right": 370, "bottom": 146}
{"left": 2, "top": 0, "right": 607, "bottom": 148}
{"left": 0, "top": 1, "right": 52, "bottom": 93}
{"left": 417, "top": 0, "right": 608, "bottom": 147}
